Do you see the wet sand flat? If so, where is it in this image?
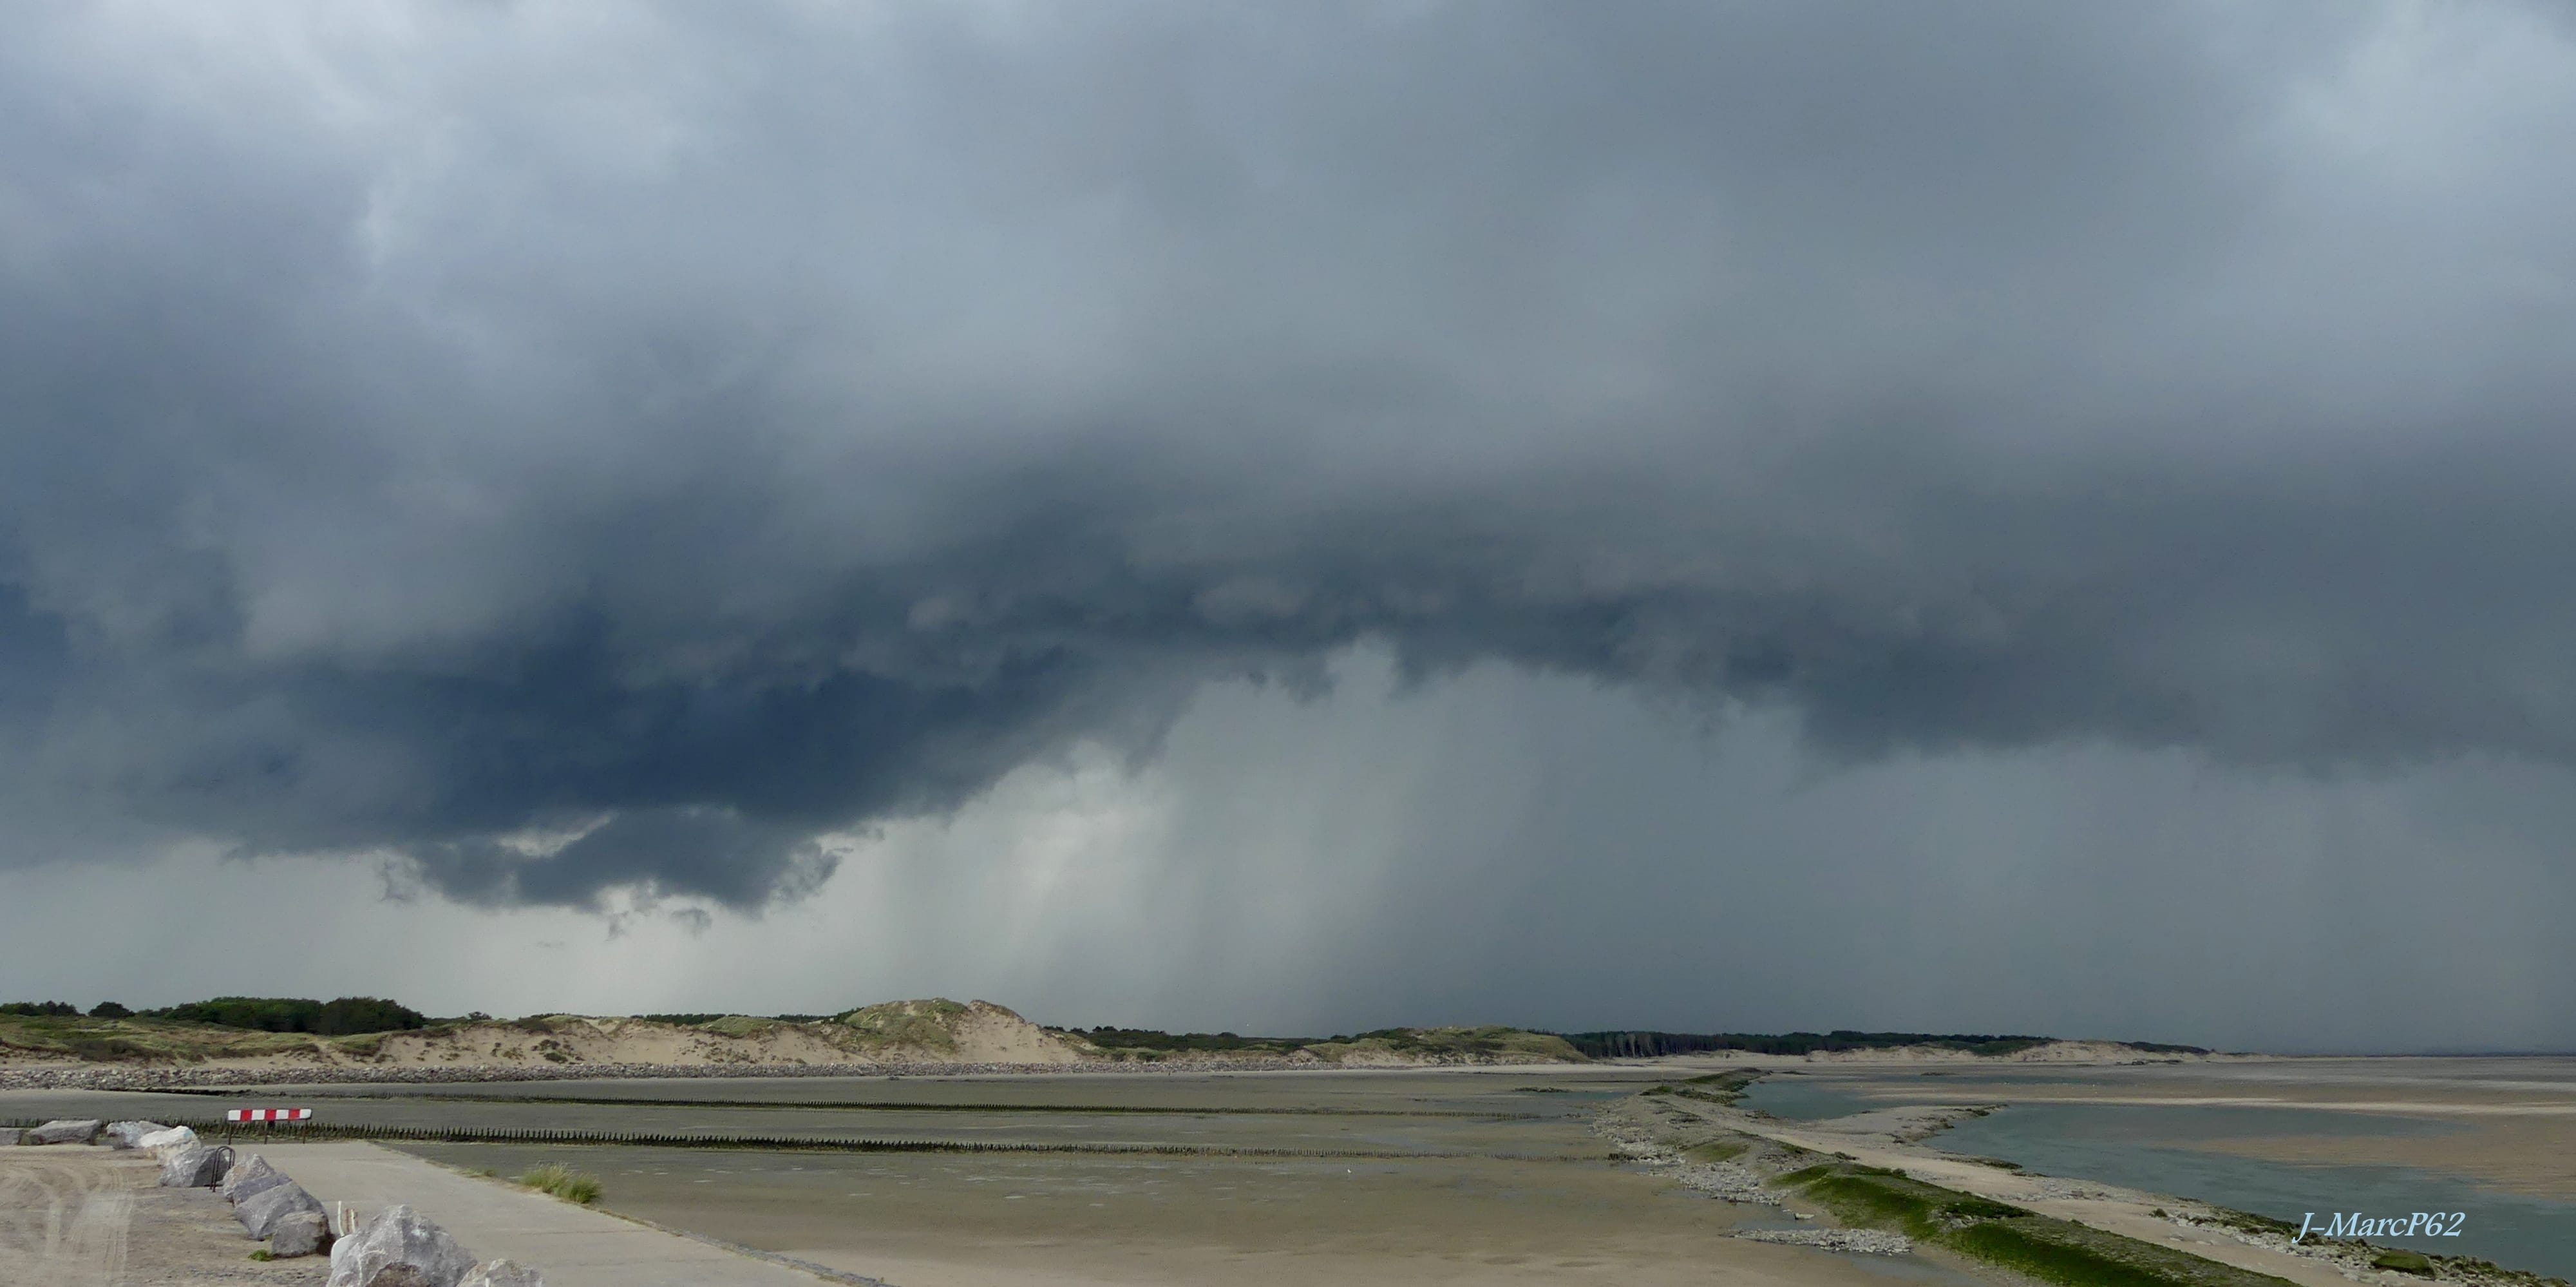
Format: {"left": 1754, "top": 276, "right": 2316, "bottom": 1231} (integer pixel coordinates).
{"left": 2172, "top": 1119, "right": 2576, "bottom": 1201}
{"left": 3, "top": 1096, "right": 1616, "bottom": 1159}
{"left": 0, "top": 1065, "right": 1987, "bottom": 1285}
{"left": 0, "top": 1067, "right": 1665, "bottom": 1163}
{"left": 256, "top": 1141, "right": 829, "bottom": 1287}
{"left": 6, "top": 1063, "right": 1663, "bottom": 1112}
{"left": 393, "top": 1141, "right": 1972, "bottom": 1287}
{"left": 1857, "top": 1056, "right": 2576, "bottom": 1113}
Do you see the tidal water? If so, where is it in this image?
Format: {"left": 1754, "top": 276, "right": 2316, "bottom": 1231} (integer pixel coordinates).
{"left": 1740, "top": 1078, "right": 2576, "bottom": 1279}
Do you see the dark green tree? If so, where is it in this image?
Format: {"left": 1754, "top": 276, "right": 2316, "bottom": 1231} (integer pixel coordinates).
{"left": 155, "top": 995, "right": 428, "bottom": 1035}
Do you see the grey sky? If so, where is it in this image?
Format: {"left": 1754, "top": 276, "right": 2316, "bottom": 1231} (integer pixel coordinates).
{"left": 3, "top": 2, "right": 2573, "bottom": 1049}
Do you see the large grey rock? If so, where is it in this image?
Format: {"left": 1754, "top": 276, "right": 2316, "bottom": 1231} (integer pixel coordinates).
{"left": 457, "top": 1260, "right": 544, "bottom": 1287}
{"left": 269, "top": 1209, "right": 333, "bottom": 1258}
{"left": 138, "top": 1125, "right": 198, "bottom": 1158}
{"left": 238, "top": 1179, "right": 325, "bottom": 1240}
{"left": 221, "top": 1152, "right": 291, "bottom": 1204}
{"left": 104, "top": 1120, "right": 166, "bottom": 1149}
{"left": 23, "top": 1118, "right": 104, "bottom": 1145}
{"left": 159, "top": 1142, "right": 233, "bottom": 1187}
{"left": 326, "top": 1204, "right": 477, "bottom": 1287}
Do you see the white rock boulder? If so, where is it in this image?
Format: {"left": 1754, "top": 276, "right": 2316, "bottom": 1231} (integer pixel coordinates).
{"left": 222, "top": 1152, "right": 292, "bottom": 1204}
{"left": 270, "top": 1208, "right": 334, "bottom": 1258}
{"left": 104, "top": 1120, "right": 166, "bottom": 1149}
{"left": 159, "top": 1142, "right": 233, "bottom": 1187}
{"left": 23, "top": 1118, "right": 104, "bottom": 1145}
{"left": 238, "top": 1179, "right": 326, "bottom": 1240}
{"left": 138, "top": 1125, "right": 198, "bottom": 1158}
{"left": 327, "top": 1205, "right": 477, "bottom": 1287}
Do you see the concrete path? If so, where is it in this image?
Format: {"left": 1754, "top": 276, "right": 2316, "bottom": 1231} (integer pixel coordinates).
{"left": 256, "top": 1143, "right": 843, "bottom": 1286}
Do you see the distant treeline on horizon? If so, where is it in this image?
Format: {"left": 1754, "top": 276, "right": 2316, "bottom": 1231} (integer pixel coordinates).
{"left": 1553, "top": 1029, "right": 2211, "bottom": 1058}
{"left": 2, "top": 995, "right": 430, "bottom": 1036}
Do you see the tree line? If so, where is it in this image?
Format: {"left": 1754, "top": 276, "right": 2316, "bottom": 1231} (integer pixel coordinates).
{"left": 1, "top": 995, "right": 429, "bottom": 1035}
{"left": 1557, "top": 1029, "right": 2066, "bottom": 1059}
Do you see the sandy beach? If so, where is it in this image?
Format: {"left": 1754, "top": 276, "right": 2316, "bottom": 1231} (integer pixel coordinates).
{"left": 0, "top": 1146, "right": 328, "bottom": 1286}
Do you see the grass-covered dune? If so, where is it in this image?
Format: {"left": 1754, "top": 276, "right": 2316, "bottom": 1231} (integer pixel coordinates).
{"left": 1051, "top": 1024, "right": 1584, "bottom": 1064}
{"left": 5, "top": 993, "right": 2206, "bottom": 1071}
{"left": 2, "top": 998, "right": 1597, "bottom": 1069}
{"left": 0, "top": 1011, "right": 408, "bottom": 1063}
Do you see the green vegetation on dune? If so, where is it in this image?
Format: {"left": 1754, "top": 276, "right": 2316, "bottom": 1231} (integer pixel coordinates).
{"left": 629, "top": 1013, "right": 832, "bottom": 1027}
{"left": 1310, "top": 1026, "right": 1584, "bottom": 1062}
{"left": 0, "top": 1011, "right": 405, "bottom": 1063}
{"left": 1776, "top": 1163, "right": 2294, "bottom": 1287}
{"left": 1074, "top": 1028, "right": 1317, "bottom": 1056}
{"left": 3, "top": 993, "right": 437, "bottom": 1063}
{"left": 696, "top": 1015, "right": 786, "bottom": 1038}
{"left": 836, "top": 998, "right": 973, "bottom": 1051}
{"left": 1059, "top": 1024, "right": 1580, "bottom": 1063}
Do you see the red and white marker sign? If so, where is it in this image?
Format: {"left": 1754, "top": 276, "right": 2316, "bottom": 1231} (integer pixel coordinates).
{"left": 225, "top": 1108, "right": 313, "bottom": 1123}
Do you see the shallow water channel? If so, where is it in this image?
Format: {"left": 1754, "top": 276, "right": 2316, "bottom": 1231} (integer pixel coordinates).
{"left": 1741, "top": 1077, "right": 2576, "bottom": 1279}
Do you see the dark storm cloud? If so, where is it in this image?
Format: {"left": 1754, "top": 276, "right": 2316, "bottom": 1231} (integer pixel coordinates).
{"left": 401, "top": 808, "right": 839, "bottom": 910}
{"left": 3, "top": 1, "right": 2573, "bottom": 908}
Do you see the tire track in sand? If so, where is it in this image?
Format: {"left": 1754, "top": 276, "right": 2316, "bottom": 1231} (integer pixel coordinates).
{"left": 0, "top": 1151, "right": 134, "bottom": 1287}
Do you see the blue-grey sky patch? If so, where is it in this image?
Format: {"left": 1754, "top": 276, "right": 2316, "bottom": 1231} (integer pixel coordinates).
{"left": 3, "top": 2, "right": 2575, "bottom": 1045}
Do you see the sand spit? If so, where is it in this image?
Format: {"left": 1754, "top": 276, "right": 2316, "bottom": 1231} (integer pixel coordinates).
{"left": 1738, "top": 1228, "right": 1917, "bottom": 1254}
{"left": 1616, "top": 1085, "right": 2565, "bottom": 1287}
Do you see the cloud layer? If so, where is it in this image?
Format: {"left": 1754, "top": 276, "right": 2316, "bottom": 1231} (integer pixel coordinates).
{"left": 5, "top": 2, "right": 2576, "bottom": 911}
